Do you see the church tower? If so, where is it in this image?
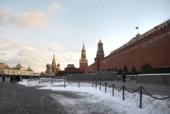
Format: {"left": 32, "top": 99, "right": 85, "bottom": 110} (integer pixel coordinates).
{"left": 52, "top": 54, "right": 57, "bottom": 73}
{"left": 95, "top": 40, "right": 104, "bottom": 71}
{"left": 79, "top": 44, "right": 88, "bottom": 72}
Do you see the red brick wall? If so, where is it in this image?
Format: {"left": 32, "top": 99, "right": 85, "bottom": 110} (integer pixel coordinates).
{"left": 101, "top": 33, "right": 170, "bottom": 72}
{"left": 85, "top": 63, "right": 96, "bottom": 73}
{"left": 86, "top": 20, "right": 170, "bottom": 73}
{"left": 80, "top": 63, "right": 88, "bottom": 72}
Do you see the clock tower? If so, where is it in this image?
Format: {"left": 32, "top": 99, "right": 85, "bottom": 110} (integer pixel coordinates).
{"left": 79, "top": 44, "right": 88, "bottom": 72}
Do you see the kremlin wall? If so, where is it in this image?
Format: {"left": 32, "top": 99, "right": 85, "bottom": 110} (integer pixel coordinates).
{"left": 45, "top": 19, "right": 170, "bottom": 75}
{"left": 86, "top": 19, "right": 170, "bottom": 73}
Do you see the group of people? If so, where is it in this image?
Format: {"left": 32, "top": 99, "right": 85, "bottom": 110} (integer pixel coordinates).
{"left": 1, "top": 75, "right": 21, "bottom": 83}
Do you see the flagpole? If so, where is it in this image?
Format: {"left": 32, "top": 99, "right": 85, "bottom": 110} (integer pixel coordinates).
{"left": 136, "top": 26, "right": 139, "bottom": 34}
{"left": 138, "top": 26, "right": 139, "bottom": 34}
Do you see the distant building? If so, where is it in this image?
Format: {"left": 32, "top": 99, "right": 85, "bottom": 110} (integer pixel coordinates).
{"left": 45, "top": 54, "right": 60, "bottom": 75}
{"left": 0, "top": 63, "right": 9, "bottom": 74}
{"left": 0, "top": 63, "right": 35, "bottom": 76}
{"left": 52, "top": 54, "right": 57, "bottom": 73}
{"left": 85, "top": 40, "right": 105, "bottom": 72}
{"left": 79, "top": 44, "right": 88, "bottom": 72}
{"left": 64, "top": 44, "right": 88, "bottom": 74}
{"left": 45, "top": 64, "right": 52, "bottom": 73}
{"left": 64, "top": 64, "right": 81, "bottom": 73}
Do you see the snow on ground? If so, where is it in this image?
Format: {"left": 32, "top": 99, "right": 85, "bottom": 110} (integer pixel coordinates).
{"left": 19, "top": 79, "right": 170, "bottom": 114}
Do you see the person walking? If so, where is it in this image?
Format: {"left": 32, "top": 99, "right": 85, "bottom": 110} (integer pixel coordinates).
{"left": 2, "top": 76, "right": 5, "bottom": 82}
{"left": 10, "top": 76, "right": 13, "bottom": 83}
{"left": 122, "top": 73, "right": 126, "bottom": 83}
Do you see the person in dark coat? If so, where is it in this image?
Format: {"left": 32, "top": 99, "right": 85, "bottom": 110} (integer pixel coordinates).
{"left": 122, "top": 73, "right": 126, "bottom": 83}
{"left": 2, "top": 76, "right": 5, "bottom": 82}
{"left": 10, "top": 76, "right": 13, "bottom": 83}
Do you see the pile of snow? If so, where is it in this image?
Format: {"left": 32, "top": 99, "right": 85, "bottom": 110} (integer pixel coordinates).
{"left": 19, "top": 78, "right": 65, "bottom": 87}
{"left": 19, "top": 79, "right": 170, "bottom": 114}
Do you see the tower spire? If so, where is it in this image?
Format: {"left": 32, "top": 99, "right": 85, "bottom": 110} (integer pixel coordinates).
{"left": 52, "top": 54, "right": 56, "bottom": 73}
{"left": 79, "top": 43, "right": 88, "bottom": 72}
{"left": 97, "top": 39, "right": 104, "bottom": 55}
{"left": 82, "top": 42, "right": 85, "bottom": 50}
{"left": 53, "top": 54, "right": 55, "bottom": 60}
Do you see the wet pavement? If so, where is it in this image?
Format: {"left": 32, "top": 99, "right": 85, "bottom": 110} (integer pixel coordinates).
{"left": 0, "top": 82, "right": 67, "bottom": 114}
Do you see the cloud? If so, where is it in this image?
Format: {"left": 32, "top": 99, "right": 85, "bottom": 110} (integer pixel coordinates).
{"left": 0, "top": 52, "right": 6, "bottom": 56}
{"left": 13, "top": 46, "right": 46, "bottom": 71}
{"left": 0, "top": 37, "right": 24, "bottom": 53}
{"left": 17, "top": 46, "right": 35, "bottom": 58}
{"left": 0, "top": 10, "right": 46, "bottom": 29}
{"left": 0, "top": 10, "right": 17, "bottom": 27}
{"left": 0, "top": 10, "right": 8, "bottom": 26}
{"left": 20, "top": 11, "right": 46, "bottom": 29}
{"left": 0, "top": 36, "right": 81, "bottom": 72}
{"left": 0, "top": 1, "right": 63, "bottom": 29}
{"left": 76, "top": 0, "right": 105, "bottom": 3}
{"left": 0, "top": 37, "right": 45, "bottom": 72}
{"left": 47, "top": 2, "right": 63, "bottom": 16}
{"left": 0, "top": 30, "right": 4, "bottom": 34}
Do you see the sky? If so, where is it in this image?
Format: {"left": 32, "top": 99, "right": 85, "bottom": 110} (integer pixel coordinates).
{"left": 0, "top": 0, "right": 170, "bottom": 73}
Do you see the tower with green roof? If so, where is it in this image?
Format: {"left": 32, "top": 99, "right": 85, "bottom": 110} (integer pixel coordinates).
{"left": 95, "top": 40, "right": 104, "bottom": 71}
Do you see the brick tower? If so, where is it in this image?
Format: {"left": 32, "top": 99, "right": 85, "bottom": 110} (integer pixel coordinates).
{"left": 79, "top": 44, "right": 88, "bottom": 72}
{"left": 95, "top": 40, "right": 104, "bottom": 71}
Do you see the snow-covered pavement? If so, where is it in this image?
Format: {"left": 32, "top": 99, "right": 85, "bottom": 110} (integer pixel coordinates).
{"left": 19, "top": 79, "right": 170, "bottom": 114}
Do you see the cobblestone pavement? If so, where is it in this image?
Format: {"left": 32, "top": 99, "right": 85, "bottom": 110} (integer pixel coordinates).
{"left": 0, "top": 82, "right": 119, "bottom": 114}
{"left": 0, "top": 82, "right": 67, "bottom": 114}
{"left": 0, "top": 76, "right": 170, "bottom": 114}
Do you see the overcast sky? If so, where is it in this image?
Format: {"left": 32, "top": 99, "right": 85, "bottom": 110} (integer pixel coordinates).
{"left": 0, "top": 0, "right": 170, "bottom": 72}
